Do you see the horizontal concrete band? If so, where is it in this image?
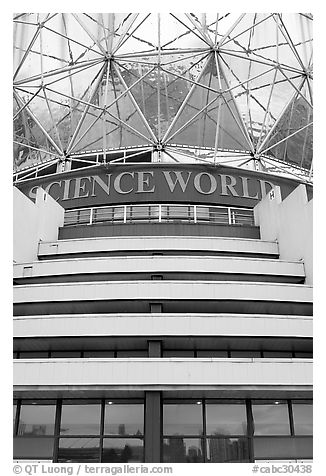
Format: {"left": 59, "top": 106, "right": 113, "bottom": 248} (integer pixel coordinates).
{"left": 13, "top": 313, "right": 313, "bottom": 338}
{"left": 14, "top": 280, "right": 313, "bottom": 304}
{"left": 38, "top": 236, "right": 279, "bottom": 257}
{"left": 14, "top": 358, "right": 312, "bottom": 386}
{"left": 13, "top": 255, "right": 304, "bottom": 279}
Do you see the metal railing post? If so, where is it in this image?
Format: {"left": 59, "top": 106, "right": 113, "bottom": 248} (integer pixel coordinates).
{"left": 227, "top": 207, "right": 232, "bottom": 225}
{"left": 193, "top": 205, "right": 197, "bottom": 223}
{"left": 123, "top": 205, "right": 127, "bottom": 223}
{"left": 89, "top": 207, "right": 93, "bottom": 225}
{"left": 158, "top": 204, "right": 162, "bottom": 223}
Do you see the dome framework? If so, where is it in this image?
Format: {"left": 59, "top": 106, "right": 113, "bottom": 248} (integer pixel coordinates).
{"left": 13, "top": 13, "right": 313, "bottom": 182}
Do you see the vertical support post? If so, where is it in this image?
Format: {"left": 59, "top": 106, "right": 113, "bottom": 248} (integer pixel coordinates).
{"left": 148, "top": 340, "right": 162, "bottom": 358}
{"left": 158, "top": 204, "right": 162, "bottom": 223}
{"left": 89, "top": 207, "right": 94, "bottom": 225}
{"left": 227, "top": 207, "right": 232, "bottom": 225}
{"left": 193, "top": 205, "right": 197, "bottom": 223}
{"left": 123, "top": 205, "right": 127, "bottom": 223}
{"left": 144, "top": 391, "right": 162, "bottom": 462}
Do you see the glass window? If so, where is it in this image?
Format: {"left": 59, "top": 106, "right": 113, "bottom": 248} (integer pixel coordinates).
{"left": 102, "top": 438, "right": 143, "bottom": 463}
{"left": 51, "top": 351, "right": 81, "bottom": 358}
{"left": 263, "top": 352, "right": 293, "bottom": 358}
{"left": 294, "top": 352, "right": 313, "bottom": 358}
{"left": 163, "top": 438, "right": 204, "bottom": 463}
{"left": 163, "top": 402, "right": 203, "bottom": 435}
{"left": 196, "top": 206, "right": 210, "bottom": 222}
{"left": 292, "top": 402, "right": 313, "bottom": 435}
{"left": 18, "top": 401, "right": 56, "bottom": 436}
{"left": 231, "top": 351, "right": 261, "bottom": 358}
{"left": 58, "top": 438, "right": 100, "bottom": 463}
{"left": 83, "top": 351, "right": 115, "bottom": 358}
{"left": 19, "top": 352, "right": 49, "bottom": 358}
{"left": 207, "top": 437, "right": 250, "bottom": 462}
{"left": 93, "top": 207, "right": 114, "bottom": 223}
{"left": 252, "top": 401, "right": 290, "bottom": 435}
{"left": 206, "top": 402, "right": 247, "bottom": 435}
{"left": 14, "top": 436, "right": 55, "bottom": 459}
{"left": 60, "top": 400, "right": 101, "bottom": 435}
{"left": 13, "top": 403, "right": 17, "bottom": 433}
{"left": 254, "top": 437, "right": 313, "bottom": 460}
{"left": 197, "top": 351, "right": 228, "bottom": 357}
{"left": 104, "top": 403, "right": 144, "bottom": 436}
{"left": 116, "top": 351, "right": 147, "bottom": 357}
{"left": 163, "top": 350, "right": 195, "bottom": 357}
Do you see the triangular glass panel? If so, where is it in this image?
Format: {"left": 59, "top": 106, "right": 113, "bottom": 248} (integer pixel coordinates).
{"left": 260, "top": 89, "right": 313, "bottom": 170}
{"left": 220, "top": 13, "right": 303, "bottom": 71}
{"left": 13, "top": 94, "right": 59, "bottom": 170}
{"left": 117, "top": 52, "right": 209, "bottom": 138}
{"left": 278, "top": 14, "right": 313, "bottom": 69}
{"left": 166, "top": 54, "right": 251, "bottom": 151}
{"left": 70, "top": 63, "right": 154, "bottom": 153}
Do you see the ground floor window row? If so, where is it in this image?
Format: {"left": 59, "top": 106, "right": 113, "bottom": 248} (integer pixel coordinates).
{"left": 13, "top": 350, "right": 313, "bottom": 359}
{"left": 13, "top": 398, "right": 312, "bottom": 462}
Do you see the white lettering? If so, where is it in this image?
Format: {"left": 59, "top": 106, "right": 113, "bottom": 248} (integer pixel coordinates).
{"left": 220, "top": 174, "right": 239, "bottom": 197}
{"left": 136, "top": 171, "right": 155, "bottom": 193}
{"left": 114, "top": 172, "right": 134, "bottom": 194}
{"left": 193, "top": 172, "right": 217, "bottom": 195}
{"left": 91, "top": 174, "right": 112, "bottom": 197}
{"left": 162, "top": 170, "right": 191, "bottom": 193}
{"left": 73, "top": 177, "right": 91, "bottom": 199}
{"left": 240, "top": 176, "right": 259, "bottom": 199}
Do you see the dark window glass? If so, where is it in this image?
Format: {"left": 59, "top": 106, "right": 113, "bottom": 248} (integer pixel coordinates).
{"left": 60, "top": 401, "right": 101, "bottom": 435}
{"left": 13, "top": 404, "right": 17, "bottom": 432}
{"left": 207, "top": 437, "right": 250, "bottom": 462}
{"left": 13, "top": 352, "right": 18, "bottom": 359}
{"left": 51, "top": 351, "right": 81, "bottom": 358}
{"left": 231, "top": 351, "right": 261, "bottom": 358}
{"left": 206, "top": 403, "right": 247, "bottom": 435}
{"left": 197, "top": 351, "right": 228, "bottom": 357}
{"left": 252, "top": 401, "right": 290, "bottom": 435}
{"left": 294, "top": 352, "right": 313, "bottom": 358}
{"left": 104, "top": 403, "right": 144, "bottom": 436}
{"left": 163, "top": 438, "right": 204, "bottom": 463}
{"left": 19, "top": 352, "right": 49, "bottom": 358}
{"left": 263, "top": 352, "right": 293, "bottom": 358}
{"left": 254, "top": 437, "right": 313, "bottom": 459}
{"left": 18, "top": 402, "right": 56, "bottom": 436}
{"left": 163, "top": 403, "right": 203, "bottom": 435}
{"left": 102, "top": 438, "right": 143, "bottom": 463}
{"left": 116, "top": 351, "right": 147, "bottom": 357}
{"left": 14, "top": 436, "right": 54, "bottom": 459}
{"left": 83, "top": 351, "right": 115, "bottom": 358}
{"left": 292, "top": 403, "right": 313, "bottom": 435}
{"left": 163, "top": 351, "right": 195, "bottom": 357}
{"left": 58, "top": 438, "right": 100, "bottom": 462}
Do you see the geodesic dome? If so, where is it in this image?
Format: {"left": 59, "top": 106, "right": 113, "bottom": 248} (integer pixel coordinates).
{"left": 13, "top": 13, "right": 313, "bottom": 181}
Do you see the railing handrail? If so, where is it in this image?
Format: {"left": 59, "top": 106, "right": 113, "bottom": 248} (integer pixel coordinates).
{"left": 64, "top": 203, "right": 255, "bottom": 227}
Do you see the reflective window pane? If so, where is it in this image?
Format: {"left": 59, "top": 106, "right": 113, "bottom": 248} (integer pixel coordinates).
{"left": 292, "top": 403, "right": 313, "bottom": 435}
{"left": 116, "top": 351, "right": 147, "bottom": 357}
{"left": 254, "top": 437, "right": 313, "bottom": 460}
{"left": 83, "top": 351, "right": 114, "bottom": 358}
{"left": 18, "top": 402, "right": 56, "bottom": 436}
{"left": 163, "top": 438, "right": 204, "bottom": 463}
{"left": 263, "top": 352, "right": 293, "bottom": 358}
{"left": 163, "top": 350, "right": 195, "bottom": 357}
{"left": 51, "top": 351, "right": 81, "bottom": 358}
{"left": 206, "top": 403, "right": 247, "bottom": 435}
{"left": 207, "top": 437, "right": 250, "bottom": 462}
{"left": 58, "top": 438, "right": 100, "bottom": 463}
{"left": 197, "top": 351, "right": 228, "bottom": 357}
{"left": 19, "top": 352, "right": 49, "bottom": 358}
{"left": 104, "top": 403, "right": 144, "bottom": 436}
{"left": 252, "top": 401, "right": 290, "bottom": 435}
{"left": 163, "top": 403, "right": 203, "bottom": 435}
{"left": 60, "top": 401, "right": 101, "bottom": 435}
{"left": 230, "top": 351, "right": 261, "bottom": 358}
{"left": 13, "top": 403, "right": 17, "bottom": 433}
{"left": 14, "top": 436, "right": 54, "bottom": 459}
{"left": 102, "top": 438, "right": 144, "bottom": 463}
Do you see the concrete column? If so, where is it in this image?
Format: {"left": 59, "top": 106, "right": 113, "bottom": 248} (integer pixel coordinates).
{"left": 144, "top": 391, "right": 162, "bottom": 462}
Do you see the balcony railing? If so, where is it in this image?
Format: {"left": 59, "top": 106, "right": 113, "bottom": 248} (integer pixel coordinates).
{"left": 63, "top": 203, "right": 255, "bottom": 227}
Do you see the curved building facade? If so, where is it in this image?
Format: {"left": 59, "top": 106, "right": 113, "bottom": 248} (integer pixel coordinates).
{"left": 13, "top": 162, "right": 313, "bottom": 463}
{"left": 13, "top": 13, "right": 313, "bottom": 465}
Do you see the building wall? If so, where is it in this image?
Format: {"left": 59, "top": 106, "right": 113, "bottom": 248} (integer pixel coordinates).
{"left": 254, "top": 185, "right": 313, "bottom": 284}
